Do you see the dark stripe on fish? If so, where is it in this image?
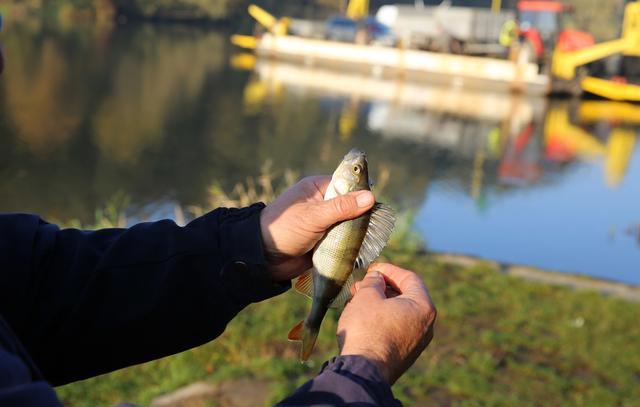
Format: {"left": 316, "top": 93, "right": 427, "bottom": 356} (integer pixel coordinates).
{"left": 305, "top": 273, "right": 344, "bottom": 331}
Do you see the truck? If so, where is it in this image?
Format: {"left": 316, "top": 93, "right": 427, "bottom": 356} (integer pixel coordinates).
{"left": 376, "top": 3, "right": 515, "bottom": 55}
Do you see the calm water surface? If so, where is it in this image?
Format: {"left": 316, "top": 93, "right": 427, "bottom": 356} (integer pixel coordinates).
{"left": 1, "top": 22, "right": 638, "bottom": 284}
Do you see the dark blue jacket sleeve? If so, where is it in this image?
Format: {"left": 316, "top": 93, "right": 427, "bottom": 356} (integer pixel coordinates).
{"left": 277, "top": 355, "right": 402, "bottom": 406}
{"left": 0, "top": 205, "right": 289, "bottom": 386}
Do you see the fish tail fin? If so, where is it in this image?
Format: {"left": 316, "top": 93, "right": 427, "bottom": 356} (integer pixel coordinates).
{"left": 300, "top": 328, "right": 319, "bottom": 361}
{"left": 287, "top": 320, "right": 319, "bottom": 362}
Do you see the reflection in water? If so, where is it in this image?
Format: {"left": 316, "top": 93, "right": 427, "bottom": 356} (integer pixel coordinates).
{"left": 93, "top": 26, "right": 225, "bottom": 163}
{"left": 4, "top": 30, "right": 84, "bottom": 153}
{"left": 246, "top": 59, "right": 639, "bottom": 193}
{"left": 242, "top": 60, "right": 640, "bottom": 283}
{"left": 0, "top": 22, "right": 638, "bottom": 283}
{"left": 545, "top": 102, "right": 640, "bottom": 187}
{"left": 0, "top": 23, "right": 233, "bottom": 221}
{"left": 627, "top": 223, "right": 640, "bottom": 247}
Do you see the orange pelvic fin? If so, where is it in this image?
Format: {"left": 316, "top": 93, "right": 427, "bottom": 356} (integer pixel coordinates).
{"left": 288, "top": 320, "right": 304, "bottom": 341}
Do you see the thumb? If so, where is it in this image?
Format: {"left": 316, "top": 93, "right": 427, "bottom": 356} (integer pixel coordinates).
{"left": 355, "top": 271, "right": 386, "bottom": 301}
{"left": 313, "top": 191, "right": 374, "bottom": 229}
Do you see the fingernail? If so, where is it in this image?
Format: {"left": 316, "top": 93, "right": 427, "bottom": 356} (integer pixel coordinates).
{"left": 356, "top": 191, "right": 374, "bottom": 208}
{"left": 369, "top": 270, "right": 380, "bottom": 278}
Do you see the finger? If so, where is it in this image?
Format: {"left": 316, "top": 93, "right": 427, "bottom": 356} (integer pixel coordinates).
{"left": 371, "top": 263, "right": 431, "bottom": 304}
{"left": 312, "top": 191, "right": 375, "bottom": 229}
{"left": 353, "top": 270, "right": 385, "bottom": 301}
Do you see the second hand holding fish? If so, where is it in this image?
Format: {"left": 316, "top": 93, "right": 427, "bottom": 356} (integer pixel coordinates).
{"left": 338, "top": 263, "right": 437, "bottom": 385}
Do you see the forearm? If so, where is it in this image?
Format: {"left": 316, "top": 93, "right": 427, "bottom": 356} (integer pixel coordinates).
{"left": 277, "top": 355, "right": 401, "bottom": 406}
{"left": 0, "top": 206, "right": 289, "bottom": 385}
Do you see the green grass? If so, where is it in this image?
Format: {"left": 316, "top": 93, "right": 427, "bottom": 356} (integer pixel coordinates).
{"left": 56, "top": 252, "right": 640, "bottom": 406}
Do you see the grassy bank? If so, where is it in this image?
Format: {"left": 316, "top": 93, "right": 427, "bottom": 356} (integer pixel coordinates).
{"left": 57, "top": 248, "right": 640, "bottom": 406}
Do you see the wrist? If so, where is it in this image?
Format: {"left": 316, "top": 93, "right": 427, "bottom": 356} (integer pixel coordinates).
{"left": 339, "top": 349, "right": 391, "bottom": 384}
{"left": 258, "top": 207, "right": 312, "bottom": 282}
{"left": 258, "top": 207, "right": 284, "bottom": 281}
{"left": 210, "top": 204, "right": 291, "bottom": 303}
{"left": 258, "top": 209, "right": 275, "bottom": 258}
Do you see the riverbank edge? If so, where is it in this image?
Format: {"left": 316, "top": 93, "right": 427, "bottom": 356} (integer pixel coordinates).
{"left": 429, "top": 252, "right": 640, "bottom": 302}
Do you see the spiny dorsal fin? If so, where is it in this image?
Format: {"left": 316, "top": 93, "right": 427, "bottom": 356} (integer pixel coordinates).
{"left": 354, "top": 202, "right": 396, "bottom": 270}
{"left": 294, "top": 269, "right": 314, "bottom": 299}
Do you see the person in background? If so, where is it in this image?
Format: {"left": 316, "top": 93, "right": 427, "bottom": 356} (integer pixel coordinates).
{"left": 0, "top": 176, "right": 436, "bottom": 406}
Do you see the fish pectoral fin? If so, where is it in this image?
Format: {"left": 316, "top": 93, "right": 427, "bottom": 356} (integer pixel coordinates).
{"left": 294, "top": 269, "right": 314, "bottom": 299}
{"left": 354, "top": 202, "right": 396, "bottom": 270}
{"left": 329, "top": 268, "right": 366, "bottom": 309}
{"left": 288, "top": 320, "right": 305, "bottom": 341}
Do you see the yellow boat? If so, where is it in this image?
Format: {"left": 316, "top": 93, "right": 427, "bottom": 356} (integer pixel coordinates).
{"left": 233, "top": 2, "right": 640, "bottom": 101}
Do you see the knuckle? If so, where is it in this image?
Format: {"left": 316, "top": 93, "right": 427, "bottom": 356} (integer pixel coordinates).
{"left": 429, "top": 305, "right": 438, "bottom": 323}
{"left": 333, "top": 196, "right": 355, "bottom": 216}
{"left": 417, "top": 302, "right": 437, "bottom": 329}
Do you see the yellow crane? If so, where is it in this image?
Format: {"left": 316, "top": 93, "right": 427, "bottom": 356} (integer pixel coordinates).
{"left": 346, "top": 0, "right": 369, "bottom": 19}
{"left": 232, "top": 0, "right": 371, "bottom": 49}
{"left": 230, "top": 4, "right": 289, "bottom": 49}
{"left": 551, "top": 1, "right": 640, "bottom": 101}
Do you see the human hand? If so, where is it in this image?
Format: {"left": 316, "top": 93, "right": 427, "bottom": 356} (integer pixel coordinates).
{"left": 337, "top": 263, "right": 437, "bottom": 385}
{"left": 260, "top": 176, "right": 375, "bottom": 281}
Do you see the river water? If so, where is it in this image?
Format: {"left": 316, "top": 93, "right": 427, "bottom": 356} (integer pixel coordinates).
{"left": 1, "top": 22, "right": 638, "bottom": 284}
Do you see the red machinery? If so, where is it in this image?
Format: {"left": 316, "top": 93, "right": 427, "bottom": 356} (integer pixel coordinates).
{"left": 517, "top": 1, "right": 595, "bottom": 62}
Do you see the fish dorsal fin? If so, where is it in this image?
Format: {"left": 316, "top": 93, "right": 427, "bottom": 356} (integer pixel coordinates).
{"left": 329, "top": 267, "right": 366, "bottom": 309}
{"left": 354, "top": 202, "right": 396, "bottom": 270}
{"left": 294, "top": 269, "right": 314, "bottom": 299}
{"left": 330, "top": 203, "right": 395, "bottom": 309}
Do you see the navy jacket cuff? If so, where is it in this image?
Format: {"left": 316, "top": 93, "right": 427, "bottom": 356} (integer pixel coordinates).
{"left": 277, "top": 355, "right": 401, "bottom": 406}
{"left": 320, "top": 355, "right": 400, "bottom": 405}
{"left": 213, "top": 203, "right": 290, "bottom": 304}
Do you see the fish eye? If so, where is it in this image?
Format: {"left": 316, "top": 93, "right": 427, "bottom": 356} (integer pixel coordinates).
{"left": 352, "top": 165, "right": 361, "bottom": 174}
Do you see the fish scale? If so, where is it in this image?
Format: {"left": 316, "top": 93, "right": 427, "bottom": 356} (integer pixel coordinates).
{"left": 313, "top": 216, "right": 370, "bottom": 283}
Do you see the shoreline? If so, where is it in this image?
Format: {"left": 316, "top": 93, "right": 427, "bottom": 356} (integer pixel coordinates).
{"left": 430, "top": 252, "right": 640, "bottom": 302}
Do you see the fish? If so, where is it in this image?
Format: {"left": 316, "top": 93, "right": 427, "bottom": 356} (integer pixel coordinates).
{"left": 287, "top": 148, "right": 396, "bottom": 361}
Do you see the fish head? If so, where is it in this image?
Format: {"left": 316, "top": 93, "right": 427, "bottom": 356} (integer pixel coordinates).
{"left": 331, "top": 148, "right": 370, "bottom": 195}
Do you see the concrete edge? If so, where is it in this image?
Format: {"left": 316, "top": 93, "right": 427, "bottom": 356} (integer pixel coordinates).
{"left": 430, "top": 252, "right": 640, "bottom": 303}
